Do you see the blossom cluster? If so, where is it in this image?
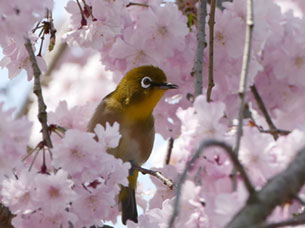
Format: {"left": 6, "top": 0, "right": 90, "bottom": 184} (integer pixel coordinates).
{"left": 0, "top": 0, "right": 51, "bottom": 79}
{"left": 1, "top": 0, "right": 305, "bottom": 227}
{"left": 0, "top": 103, "right": 130, "bottom": 227}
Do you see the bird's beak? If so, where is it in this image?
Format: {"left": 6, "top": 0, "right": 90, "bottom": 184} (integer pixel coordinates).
{"left": 153, "top": 82, "right": 179, "bottom": 90}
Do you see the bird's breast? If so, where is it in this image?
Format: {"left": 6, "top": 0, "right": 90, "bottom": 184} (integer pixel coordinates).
{"left": 108, "top": 117, "right": 155, "bottom": 165}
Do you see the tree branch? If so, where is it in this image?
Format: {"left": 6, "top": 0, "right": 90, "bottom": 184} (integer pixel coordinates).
{"left": 165, "top": 137, "right": 174, "bottom": 165}
{"left": 24, "top": 39, "right": 53, "bottom": 148}
{"left": 192, "top": 0, "right": 207, "bottom": 98}
{"left": 168, "top": 140, "right": 255, "bottom": 228}
{"left": 206, "top": 0, "right": 216, "bottom": 102}
{"left": 250, "top": 85, "right": 279, "bottom": 140}
{"left": 232, "top": 0, "right": 254, "bottom": 191}
{"left": 226, "top": 145, "right": 305, "bottom": 228}
{"left": 234, "top": 0, "right": 254, "bottom": 155}
{"left": 131, "top": 162, "right": 174, "bottom": 190}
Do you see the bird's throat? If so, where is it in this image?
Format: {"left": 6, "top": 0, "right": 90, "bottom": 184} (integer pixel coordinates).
{"left": 124, "top": 90, "right": 165, "bottom": 122}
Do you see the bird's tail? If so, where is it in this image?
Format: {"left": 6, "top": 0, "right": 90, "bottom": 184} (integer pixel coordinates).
{"left": 119, "top": 170, "right": 138, "bottom": 225}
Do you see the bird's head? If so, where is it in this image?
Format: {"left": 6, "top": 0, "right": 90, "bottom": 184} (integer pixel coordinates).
{"left": 114, "top": 65, "right": 178, "bottom": 120}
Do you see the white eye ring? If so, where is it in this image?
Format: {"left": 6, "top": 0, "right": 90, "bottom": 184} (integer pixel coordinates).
{"left": 141, "top": 76, "right": 152, "bottom": 88}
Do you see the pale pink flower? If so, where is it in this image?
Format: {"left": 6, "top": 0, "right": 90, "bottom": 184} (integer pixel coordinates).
{"left": 109, "top": 27, "right": 159, "bottom": 71}
{"left": 94, "top": 122, "right": 121, "bottom": 148}
{"left": 136, "top": 3, "right": 188, "bottom": 59}
{"left": 34, "top": 170, "right": 76, "bottom": 214}
{"left": 239, "top": 127, "right": 275, "bottom": 185}
{"left": 12, "top": 210, "right": 78, "bottom": 228}
{"left": 1, "top": 172, "right": 36, "bottom": 214}
{"left": 72, "top": 186, "right": 116, "bottom": 227}
{"left": 149, "top": 165, "right": 178, "bottom": 209}
{"left": 0, "top": 104, "right": 31, "bottom": 179}
{"left": 48, "top": 101, "right": 96, "bottom": 131}
{"left": 52, "top": 129, "right": 104, "bottom": 179}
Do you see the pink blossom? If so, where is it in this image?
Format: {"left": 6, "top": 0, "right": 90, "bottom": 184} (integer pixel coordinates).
{"left": 0, "top": 104, "right": 31, "bottom": 179}
{"left": 34, "top": 170, "right": 76, "bottom": 214}
{"left": 149, "top": 165, "right": 178, "bottom": 209}
{"left": 48, "top": 101, "right": 96, "bottom": 131}
{"left": 12, "top": 210, "right": 78, "bottom": 228}
{"left": 64, "top": 0, "right": 129, "bottom": 49}
{"left": 52, "top": 129, "right": 105, "bottom": 180}
{"left": 239, "top": 127, "right": 275, "bottom": 185}
{"left": 0, "top": 0, "right": 51, "bottom": 79}
{"left": 109, "top": 27, "right": 159, "bottom": 71}
{"left": 1, "top": 172, "right": 36, "bottom": 214}
{"left": 136, "top": 3, "right": 188, "bottom": 59}
{"left": 270, "top": 129, "right": 305, "bottom": 171}
{"left": 72, "top": 186, "right": 117, "bottom": 227}
{"left": 128, "top": 181, "right": 206, "bottom": 228}
{"left": 94, "top": 122, "right": 121, "bottom": 148}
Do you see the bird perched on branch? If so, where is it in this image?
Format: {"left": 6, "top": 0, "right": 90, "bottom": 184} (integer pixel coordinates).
{"left": 87, "top": 65, "right": 178, "bottom": 225}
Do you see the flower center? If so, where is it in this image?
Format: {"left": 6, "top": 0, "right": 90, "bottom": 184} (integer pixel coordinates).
{"left": 215, "top": 31, "right": 225, "bottom": 45}
{"left": 294, "top": 56, "right": 304, "bottom": 69}
{"left": 158, "top": 26, "right": 168, "bottom": 37}
{"left": 48, "top": 186, "right": 60, "bottom": 198}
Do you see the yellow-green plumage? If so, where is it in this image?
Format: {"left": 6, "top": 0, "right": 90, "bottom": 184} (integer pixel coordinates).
{"left": 87, "top": 65, "right": 177, "bottom": 225}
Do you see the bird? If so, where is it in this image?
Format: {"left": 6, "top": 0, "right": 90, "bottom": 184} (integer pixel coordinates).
{"left": 87, "top": 65, "right": 178, "bottom": 225}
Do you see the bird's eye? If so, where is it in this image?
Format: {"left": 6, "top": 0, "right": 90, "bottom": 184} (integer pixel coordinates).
{"left": 141, "top": 76, "right": 152, "bottom": 88}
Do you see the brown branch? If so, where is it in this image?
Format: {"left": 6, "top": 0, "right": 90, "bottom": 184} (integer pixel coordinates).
{"left": 24, "top": 39, "right": 53, "bottom": 148}
{"left": 259, "top": 129, "right": 290, "bottom": 136}
{"left": 226, "top": 144, "right": 305, "bottom": 228}
{"left": 192, "top": 0, "right": 207, "bottom": 98}
{"left": 131, "top": 162, "right": 174, "bottom": 190}
{"left": 250, "top": 85, "right": 280, "bottom": 140}
{"left": 169, "top": 140, "right": 255, "bottom": 228}
{"left": 165, "top": 137, "right": 174, "bottom": 165}
{"left": 206, "top": 0, "right": 216, "bottom": 102}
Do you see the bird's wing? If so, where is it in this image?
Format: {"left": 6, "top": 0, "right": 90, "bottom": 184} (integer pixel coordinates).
{"left": 87, "top": 96, "right": 123, "bottom": 132}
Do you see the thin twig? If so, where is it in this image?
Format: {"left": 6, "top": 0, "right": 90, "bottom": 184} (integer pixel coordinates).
{"left": 260, "top": 129, "right": 290, "bottom": 136}
{"left": 192, "top": 0, "right": 207, "bottom": 98}
{"left": 232, "top": 0, "right": 254, "bottom": 190}
{"left": 249, "top": 118, "right": 290, "bottom": 137}
{"left": 131, "top": 162, "right": 174, "bottom": 190}
{"left": 207, "top": 0, "right": 216, "bottom": 102}
{"left": 24, "top": 39, "right": 53, "bottom": 148}
{"left": 76, "top": 0, "right": 87, "bottom": 26}
{"left": 126, "top": 2, "right": 149, "bottom": 7}
{"left": 168, "top": 140, "right": 255, "bottom": 228}
{"left": 234, "top": 0, "right": 254, "bottom": 156}
{"left": 165, "top": 137, "right": 174, "bottom": 165}
{"left": 250, "top": 85, "right": 279, "bottom": 140}
{"left": 226, "top": 144, "right": 305, "bottom": 228}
